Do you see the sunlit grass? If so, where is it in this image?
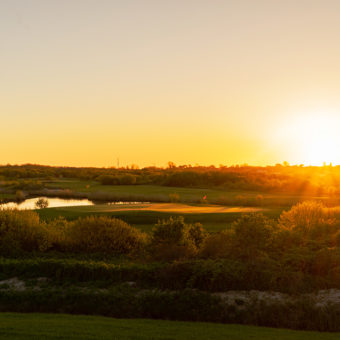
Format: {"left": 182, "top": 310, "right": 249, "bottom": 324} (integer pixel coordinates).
{"left": 36, "top": 205, "right": 284, "bottom": 233}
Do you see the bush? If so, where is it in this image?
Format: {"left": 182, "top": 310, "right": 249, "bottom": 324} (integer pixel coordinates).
{"left": 279, "top": 201, "right": 335, "bottom": 232}
{"left": 169, "top": 193, "right": 180, "bottom": 203}
{"left": 200, "top": 230, "right": 234, "bottom": 259}
{"left": 97, "top": 175, "right": 119, "bottom": 185}
{"left": 232, "top": 213, "right": 277, "bottom": 259}
{"left": 0, "top": 209, "right": 50, "bottom": 255}
{"left": 188, "top": 223, "right": 206, "bottom": 248}
{"left": 15, "top": 190, "right": 26, "bottom": 201}
{"left": 119, "top": 174, "right": 136, "bottom": 185}
{"left": 150, "top": 217, "right": 206, "bottom": 261}
{"left": 97, "top": 174, "right": 137, "bottom": 185}
{"left": 67, "top": 216, "right": 147, "bottom": 256}
{"left": 46, "top": 217, "right": 70, "bottom": 252}
{"left": 278, "top": 201, "right": 339, "bottom": 245}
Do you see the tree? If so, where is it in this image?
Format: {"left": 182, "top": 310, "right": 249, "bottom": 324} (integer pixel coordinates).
{"left": 150, "top": 216, "right": 206, "bottom": 261}
{"left": 35, "top": 198, "right": 49, "bottom": 209}
{"left": 232, "top": 213, "right": 277, "bottom": 259}
{"left": 15, "top": 190, "right": 26, "bottom": 202}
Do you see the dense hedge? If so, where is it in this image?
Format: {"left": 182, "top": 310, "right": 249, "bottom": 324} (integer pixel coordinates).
{"left": 0, "top": 287, "right": 339, "bottom": 331}
{"left": 0, "top": 202, "right": 340, "bottom": 294}
{"left": 0, "top": 257, "right": 339, "bottom": 293}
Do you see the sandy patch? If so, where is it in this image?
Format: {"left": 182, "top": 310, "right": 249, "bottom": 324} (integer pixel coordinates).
{"left": 104, "top": 203, "right": 265, "bottom": 214}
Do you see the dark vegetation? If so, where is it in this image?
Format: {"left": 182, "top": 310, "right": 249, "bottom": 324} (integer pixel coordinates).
{"left": 1, "top": 164, "right": 340, "bottom": 331}
{"left": 0, "top": 202, "right": 340, "bottom": 330}
{"left": 1, "top": 202, "right": 340, "bottom": 293}
{"left": 2, "top": 201, "right": 340, "bottom": 262}
{"left": 1, "top": 162, "right": 340, "bottom": 195}
{"left": 1, "top": 288, "right": 340, "bottom": 332}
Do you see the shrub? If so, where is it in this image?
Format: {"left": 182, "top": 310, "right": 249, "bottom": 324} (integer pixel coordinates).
{"left": 15, "top": 190, "right": 26, "bottom": 201}
{"left": 67, "top": 216, "right": 147, "bottom": 256}
{"left": 188, "top": 223, "right": 206, "bottom": 248}
{"left": 278, "top": 201, "right": 338, "bottom": 244}
{"left": 46, "top": 217, "right": 70, "bottom": 251}
{"left": 279, "top": 201, "right": 334, "bottom": 232}
{"left": 200, "top": 230, "right": 234, "bottom": 259}
{"left": 0, "top": 209, "right": 50, "bottom": 255}
{"left": 97, "top": 174, "right": 137, "bottom": 185}
{"left": 150, "top": 217, "right": 205, "bottom": 261}
{"left": 119, "top": 174, "right": 137, "bottom": 185}
{"left": 169, "top": 193, "right": 180, "bottom": 203}
{"left": 232, "top": 213, "right": 277, "bottom": 259}
{"left": 97, "top": 175, "right": 115, "bottom": 185}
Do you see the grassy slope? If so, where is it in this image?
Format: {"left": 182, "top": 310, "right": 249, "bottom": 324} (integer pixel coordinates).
{"left": 0, "top": 313, "right": 338, "bottom": 340}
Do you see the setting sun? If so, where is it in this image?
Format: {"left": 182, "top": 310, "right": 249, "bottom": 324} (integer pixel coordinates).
{"left": 277, "top": 111, "right": 340, "bottom": 166}
{"left": 300, "top": 115, "right": 340, "bottom": 165}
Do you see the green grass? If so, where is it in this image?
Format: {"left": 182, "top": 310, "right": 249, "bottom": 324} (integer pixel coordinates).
{"left": 36, "top": 205, "right": 284, "bottom": 233}
{"left": 0, "top": 193, "right": 16, "bottom": 200}
{"left": 0, "top": 313, "right": 338, "bottom": 340}
{"left": 46, "top": 179, "right": 323, "bottom": 205}
{"left": 47, "top": 180, "right": 225, "bottom": 200}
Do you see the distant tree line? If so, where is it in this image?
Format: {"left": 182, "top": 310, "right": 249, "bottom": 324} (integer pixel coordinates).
{"left": 0, "top": 163, "right": 340, "bottom": 194}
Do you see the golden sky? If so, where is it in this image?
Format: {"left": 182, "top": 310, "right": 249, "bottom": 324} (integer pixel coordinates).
{"left": 2, "top": 0, "right": 340, "bottom": 167}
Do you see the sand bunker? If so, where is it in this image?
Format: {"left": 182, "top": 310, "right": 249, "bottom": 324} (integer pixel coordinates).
{"left": 103, "top": 203, "right": 265, "bottom": 214}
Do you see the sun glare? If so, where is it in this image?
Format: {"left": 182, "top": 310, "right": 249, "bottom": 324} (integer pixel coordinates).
{"left": 278, "top": 111, "right": 340, "bottom": 165}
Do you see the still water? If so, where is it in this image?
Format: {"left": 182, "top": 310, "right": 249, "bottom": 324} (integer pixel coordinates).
{"left": 0, "top": 197, "right": 94, "bottom": 210}
{"left": 0, "top": 197, "right": 149, "bottom": 210}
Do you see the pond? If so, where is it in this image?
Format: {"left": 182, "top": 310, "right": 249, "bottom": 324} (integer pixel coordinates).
{"left": 0, "top": 197, "right": 150, "bottom": 210}
{"left": 0, "top": 197, "right": 94, "bottom": 210}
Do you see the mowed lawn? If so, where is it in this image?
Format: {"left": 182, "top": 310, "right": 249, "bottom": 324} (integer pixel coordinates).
{"left": 0, "top": 313, "right": 338, "bottom": 340}
{"left": 36, "top": 203, "right": 284, "bottom": 233}
{"left": 39, "top": 178, "right": 324, "bottom": 232}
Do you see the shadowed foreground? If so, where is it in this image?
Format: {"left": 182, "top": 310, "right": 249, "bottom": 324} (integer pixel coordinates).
{"left": 0, "top": 313, "right": 338, "bottom": 340}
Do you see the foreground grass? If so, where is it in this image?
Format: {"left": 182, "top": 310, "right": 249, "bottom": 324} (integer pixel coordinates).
{"left": 0, "top": 313, "right": 338, "bottom": 340}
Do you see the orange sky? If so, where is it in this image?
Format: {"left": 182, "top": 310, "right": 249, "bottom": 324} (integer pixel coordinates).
{"left": 2, "top": 0, "right": 340, "bottom": 167}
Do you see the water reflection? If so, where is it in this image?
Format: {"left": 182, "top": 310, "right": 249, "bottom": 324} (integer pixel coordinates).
{"left": 0, "top": 197, "right": 150, "bottom": 210}
{"left": 0, "top": 197, "right": 94, "bottom": 210}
